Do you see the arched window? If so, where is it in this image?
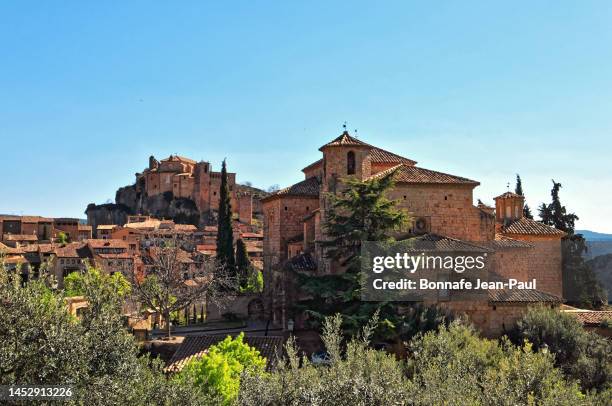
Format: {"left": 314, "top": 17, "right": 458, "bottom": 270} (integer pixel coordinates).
{"left": 347, "top": 151, "right": 356, "bottom": 175}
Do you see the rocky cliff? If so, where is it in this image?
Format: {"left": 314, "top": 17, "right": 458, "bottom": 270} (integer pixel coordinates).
{"left": 85, "top": 182, "right": 268, "bottom": 236}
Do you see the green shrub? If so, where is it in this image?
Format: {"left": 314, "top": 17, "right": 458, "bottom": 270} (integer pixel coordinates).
{"left": 512, "top": 306, "right": 612, "bottom": 392}
{"left": 177, "top": 333, "right": 266, "bottom": 405}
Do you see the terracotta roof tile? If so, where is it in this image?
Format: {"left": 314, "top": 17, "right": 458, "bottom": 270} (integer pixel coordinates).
{"left": 567, "top": 310, "right": 612, "bottom": 326}
{"left": 55, "top": 242, "right": 87, "bottom": 258}
{"left": 241, "top": 232, "right": 263, "bottom": 239}
{"left": 166, "top": 335, "right": 284, "bottom": 373}
{"left": 484, "top": 235, "right": 534, "bottom": 249}
{"left": 494, "top": 192, "right": 523, "bottom": 200}
{"left": 21, "top": 216, "right": 53, "bottom": 223}
{"left": 161, "top": 155, "right": 197, "bottom": 164}
{"left": 3, "top": 234, "right": 38, "bottom": 241}
{"left": 368, "top": 164, "right": 479, "bottom": 185}
{"left": 319, "top": 131, "right": 370, "bottom": 150}
{"left": 95, "top": 252, "right": 133, "bottom": 259}
{"left": 501, "top": 218, "right": 566, "bottom": 237}
{"left": 369, "top": 147, "right": 417, "bottom": 165}
{"left": 97, "top": 225, "right": 118, "bottom": 230}
{"left": 86, "top": 239, "right": 129, "bottom": 249}
{"left": 399, "top": 234, "right": 493, "bottom": 252}
{"left": 301, "top": 159, "right": 323, "bottom": 173}
{"left": 488, "top": 289, "right": 562, "bottom": 303}
{"left": 262, "top": 177, "right": 320, "bottom": 201}
{"left": 174, "top": 224, "right": 198, "bottom": 232}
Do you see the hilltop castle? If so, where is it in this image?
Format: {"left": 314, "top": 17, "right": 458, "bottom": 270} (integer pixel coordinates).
{"left": 262, "top": 131, "right": 566, "bottom": 336}
{"left": 136, "top": 155, "right": 252, "bottom": 224}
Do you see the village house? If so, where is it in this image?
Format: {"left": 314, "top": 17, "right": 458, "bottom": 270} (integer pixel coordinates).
{"left": 262, "top": 131, "right": 566, "bottom": 336}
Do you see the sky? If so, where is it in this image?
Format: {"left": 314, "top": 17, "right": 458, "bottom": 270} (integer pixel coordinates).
{"left": 0, "top": 1, "right": 611, "bottom": 232}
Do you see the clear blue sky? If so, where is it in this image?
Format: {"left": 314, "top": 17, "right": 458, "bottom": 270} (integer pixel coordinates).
{"left": 1, "top": 1, "right": 611, "bottom": 232}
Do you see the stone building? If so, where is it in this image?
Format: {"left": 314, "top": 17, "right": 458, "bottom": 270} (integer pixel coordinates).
{"left": 135, "top": 155, "right": 253, "bottom": 224}
{"left": 262, "top": 131, "right": 566, "bottom": 336}
{"left": 0, "top": 215, "right": 91, "bottom": 246}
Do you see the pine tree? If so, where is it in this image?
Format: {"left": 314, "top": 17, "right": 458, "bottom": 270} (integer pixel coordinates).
{"left": 538, "top": 180, "right": 578, "bottom": 234}
{"left": 515, "top": 174, "right": 533, "bottom": 219}
{"left": 296, "top": 170, "right": 409, "bottom": 334}
{"left": 216, "top": 159, "right": 235, "bottom": 270}
{"left": 235, "top": 238, "right": 251, "bottom": 289}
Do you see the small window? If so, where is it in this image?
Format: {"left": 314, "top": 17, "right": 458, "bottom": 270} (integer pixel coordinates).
{"left": 284, "top": 206, "right": 288, "bottom": 211}
{"left": 347, "top": 151, "right": 356, "bottom": 175}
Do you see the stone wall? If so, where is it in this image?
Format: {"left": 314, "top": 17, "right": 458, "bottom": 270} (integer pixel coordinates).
{"left": 439, "top": 300, "right": 552, "bottom": 337}
{"left": 206, "top": 293, "right": 265, "bottom": 321}
{"left": 490, "top": 247, "right": 531, "bottom": 282}
{"left": 504, "top": 235, "right": 563, "bottom": 297}
{"left": 388, "top": 184, "right": 494, "bottom": 241}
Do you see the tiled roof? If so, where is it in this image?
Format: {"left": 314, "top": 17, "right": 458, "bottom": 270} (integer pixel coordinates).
{"left": 488, "top": 289, "right": 562, "bottom": 303}
{"left": 566, "top": 310, "right": 612, "bottom": 326}
{"left": 501, "top": 218, "right": 566, "bottom": 237}
{"left": 302, "top": 145, "right": 416, "bottom": 173}
{"left": 86, "top": 239, "right": 129, "bottom": 249}
{"left": 0, "top": 243, "right": 25, "bottom": 255}
{"left": 241, "top": 232, "right": 263, "bottom": 239}
{"left": 143, "top": 247, "right": 193, "bottom": 263}
{"left": 95, "top": 252, "right": 133, "bottom": 259}
{"left": 166, "top": 335, "right": 284, "bottom": 373}
{"left": 3, "top": 234, "right": 38, "bottom": 241}
{"left": 368, "top": 164, "right": 479, "bottom": 186}
{"left": 125, "top": 220, "right": 161, "bottom": 230}
{"left": 55, "top": 243, "right": 87, "bottom": 258}
{"left": 484, "top": 235, "right": 533, "bottom": 249}
{"left": 369, "top": 147, "right": 417, "bottom": 165}
{"left": 21, "top": 216, "right": 53, "bottom": 223}
{"left": 286, "top": 252, "right": 318, "bottom": 271}
{"left": 494, "top": 192, "right": 523, "bottom": 200}
{"left": 302, "top": 159, "right": 323, "bottom": 173}
{"left": 78, "top": 224, "right": 92, "bottom": 231}
{"left": 161, "top": 155, "right": 197, "bottom": 164}
{"left": 262, "top": 177, "right": 320, "bottom": 201}
{"left": 174, "top": 224, "right": 198, "bottom": 232}
{"left": 319, "top": 131, "right": 370, "bottom": 150}
{"left": 399, "top": 234, "right": 492, "bottom": 253}
{"left": 97, "top": 225, "right": 118, "bottom": 230}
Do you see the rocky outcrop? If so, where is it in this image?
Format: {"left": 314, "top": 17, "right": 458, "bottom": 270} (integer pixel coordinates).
{"left": 85, "top": 203, "right": 132, "bottom": 237}
{"left": 86, "top": 182, "right": 268, "bottom": 233}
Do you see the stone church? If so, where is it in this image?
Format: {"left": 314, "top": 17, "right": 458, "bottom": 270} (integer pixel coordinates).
{"left": 262, "top": 131, "right": 566, "bottom": 336}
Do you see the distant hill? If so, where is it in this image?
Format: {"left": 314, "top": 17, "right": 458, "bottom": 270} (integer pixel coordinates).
{"left": 576, "top": 230, "right": 612, "bottom": 241}
{"left": 587, "top": 253, "right": 612, "bottom": 303}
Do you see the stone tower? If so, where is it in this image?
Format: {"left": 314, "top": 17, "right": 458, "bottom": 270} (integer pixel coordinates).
{"left": 494, "top": 192, "right": 525, "bottom": 225}
{"left": 194, "top": 161, "right": 211, "bottom": 213}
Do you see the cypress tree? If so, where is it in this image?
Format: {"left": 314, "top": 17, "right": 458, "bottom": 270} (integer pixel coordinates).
{"left": 515, "top": 174, "right": 533, "bottom": 219}
{"left": 235, "top": 238, "right": 251, "bottom": 289}
{"left": 216, "top": 159, "right": 235, "bottom": 270}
